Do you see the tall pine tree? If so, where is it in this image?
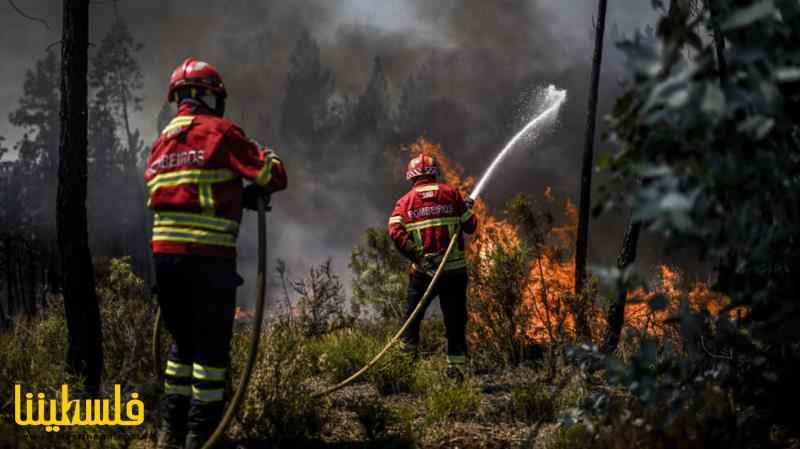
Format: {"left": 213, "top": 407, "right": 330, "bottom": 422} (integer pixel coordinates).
{"left": 350, "top": 56, "right": 392, "bottom": 141}
{"left": 9, "top": 51, "right": 61, "bottom": 240}
{"left": 88, "top": 15, "right": 150, "bottom": 276}
{"left": 280, "top": 29, "right": 335, "bottom": 148}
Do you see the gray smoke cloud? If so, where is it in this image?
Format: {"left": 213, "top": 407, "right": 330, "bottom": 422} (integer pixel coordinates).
{"left": 1, "top": 1, "right": 701, "bottom": 307}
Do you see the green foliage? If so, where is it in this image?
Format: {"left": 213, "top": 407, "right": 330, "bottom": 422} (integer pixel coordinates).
{"left": 511, "top": 382, "right": 556, "bottom": 423}
{"left": 424, "top": 378, "right": 481, "bottom": 423}
{"left": 309, "top": 327, "right": 381, "bottom": 382}
{"left": 0, "top": 259, "right": 159, "bottom": 448}
{"left": 469, "top": 195, "right": 554, "bottom": 366}
{"left": 366, "top": 346, "right": 417, "bottom": 396}
{"left": 350, "top": 227, "right": 409, "bottom": 322}
{"left": 95, "top": 256, "right": 147, "bottom": 303}
{"left": 233, "top": 319, "right": 325, "bottom": 445}
{"left": 351, "top": 399, "right": 400, "bottom": 441}
{"left": 309, "top": 327, "right": 419, "bottom": 395}
{"left": 546, "top": 424, "right": 594, "bottom": 449}
{"left": 585, "top": 3, "right": 800, "bottom": 446}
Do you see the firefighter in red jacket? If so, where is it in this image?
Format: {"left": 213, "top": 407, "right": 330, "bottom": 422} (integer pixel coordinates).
{"left": 388, "top": 154, "right": 477, "bottom": 378}
{"left": 146, "top": 58, "right": 287, "bottom": 449}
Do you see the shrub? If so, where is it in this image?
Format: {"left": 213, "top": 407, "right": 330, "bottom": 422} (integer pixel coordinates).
{"left": 366, "top": 345, "right": 416, "bottom": 395}
{"left": 584, "top": 1, "right": 800, "bottom": 447}
{"left": 308, "top": 327, "right": 380, "bottom": 382}
{"left": 232, "top": 320, "right": 325, "bottom": 445}
{"left": 350, "top": 227, "right": 409, "bottom": 323}
{"left": 289, "top": 259, "right": 352, "bottom": 337}
{"left": 546, "top": 424, "right": 594, "bottom": 449}
{"left": 424, "top": 378, "right": 481, "bottom": 423}
{"left": 351, "top": 399, "right": 399, "bottom": 441}
{"left": 511, "top": 382, "right": 556, "bottom": 423}
{"left": 0, "top": 257, "right": 160, "bottom": 449}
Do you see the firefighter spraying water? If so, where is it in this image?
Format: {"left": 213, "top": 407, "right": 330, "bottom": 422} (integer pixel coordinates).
{"left": 314, "top": 84, "right": 568, "bottom": 396}
{"left": 149, "top": 78, "right": 568, "bottom": 447}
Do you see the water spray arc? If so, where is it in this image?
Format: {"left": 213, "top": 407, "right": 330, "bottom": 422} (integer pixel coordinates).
{"left": 471, "top": 85, "right": 567, "bottom": 200}
{"left": 151, "top": 84, "right": 567, "bottom": 446}
{"left": 315, "top": 85, "right": 568, "bottom": 397}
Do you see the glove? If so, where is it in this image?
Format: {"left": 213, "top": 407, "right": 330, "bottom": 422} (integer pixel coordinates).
{"left": 416, "top": 253, "right": 443, "bottom": 277}
{"left": 464, "top": 197, "right": 475, "bottom": 210}
{"left": 262, "top": 147, "right": 277, "bottom": 159}
{"left": 242, "top": 184, "right": 271, "bottom": 211}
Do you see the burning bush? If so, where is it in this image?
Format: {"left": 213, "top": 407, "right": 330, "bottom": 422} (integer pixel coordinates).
{"left": 408, "top": 138, "right": 734, "bottom": 368}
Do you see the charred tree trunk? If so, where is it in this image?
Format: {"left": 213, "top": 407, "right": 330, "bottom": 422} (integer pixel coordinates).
{"left": 573, "top": 0, "right": 608, "bottom": 340}
{"left": 16, "top": 243, "right": 26, "bottom": 316}
{"left": 5, "top": 237, "right": 15, "bottom": 318}
{"left": 707, "top": 0, "right": 728, "bottom": 86}
{"left": 28, "top": 243, "right": 38, "bottom": 316}
{"left": 57, "top": 0, "right": 103, "bottom": 392}
{"left": 601, "top": 218, "right": 642, "bottom": 354}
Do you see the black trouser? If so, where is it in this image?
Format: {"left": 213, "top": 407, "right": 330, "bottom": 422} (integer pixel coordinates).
{"left": 154, "top": 254, "right": 242, "bottom": 439}
{"left": 401, "top": 269, "right": 468, "bottom": 366}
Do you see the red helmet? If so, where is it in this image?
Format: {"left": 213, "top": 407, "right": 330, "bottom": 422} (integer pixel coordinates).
{"left": 167, "top": 58, "right": 227, "bottom": 102}
{"left": 406, "top": 154, "right": 439, "bottom": 181}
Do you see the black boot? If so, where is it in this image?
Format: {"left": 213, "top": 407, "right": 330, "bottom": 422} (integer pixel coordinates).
{"left": 184, "top": 432, "right": 207, "bottom": 449}
{"left": 155, "top": 427, "right": 184, "bottom": 449}
{"left": 185, "top": 432, "right": 232, "bottom": 449}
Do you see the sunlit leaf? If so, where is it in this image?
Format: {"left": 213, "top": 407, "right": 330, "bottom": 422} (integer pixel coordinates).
{"left": 776, "top": 67, "right": 800, "bottom": 82}
{"left": 721, "top": 1, "right": 775, "bottom": 30}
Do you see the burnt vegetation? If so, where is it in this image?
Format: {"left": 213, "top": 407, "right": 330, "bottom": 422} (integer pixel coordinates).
{"left": 1, "top": 1, "right": 799, "bottom": 448}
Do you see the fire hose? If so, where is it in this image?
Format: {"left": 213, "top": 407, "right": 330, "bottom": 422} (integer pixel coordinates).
{"left": 151, "top": 195, "right": 270, "bottom": 449}
{"left": 153, "top": 199, "right": 478, "bottom": 445}
{"left": 311, "top": 229, "right": 461, "bottom": 398}
{"left": 151, "top": 201, "right": 462, "bottom": 444}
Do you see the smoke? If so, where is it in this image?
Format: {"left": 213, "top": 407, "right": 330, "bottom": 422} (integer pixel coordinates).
{"left": 0, "top": 1, "right": 697, "bottom": 308}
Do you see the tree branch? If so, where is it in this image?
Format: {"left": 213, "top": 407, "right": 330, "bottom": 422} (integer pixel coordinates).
{"left": 7, "top": 0, "right": 50, "bottom": 30}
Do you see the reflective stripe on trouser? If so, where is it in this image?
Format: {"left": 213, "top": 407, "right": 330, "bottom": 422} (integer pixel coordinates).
{"left": 192, "top": 362, "right": 226, "bottom": 403}
{"left": 155, "top": 254, "right": 238, "bottom": 437}
{"left": 447, "top": 354, "right": 467, "bottom": 367}
{"left": 161, "top": 355, "right": 192, "bottom": 436}
{"left": 164, "top": 359, "right": 192, "bottom": 396}
{"left": 401, "top": 270, "right": 469, "bottom": 359}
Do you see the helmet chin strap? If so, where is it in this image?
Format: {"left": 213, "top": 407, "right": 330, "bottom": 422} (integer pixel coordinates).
{"left": 180, "top": 95, "right": 226, "bottom": 117}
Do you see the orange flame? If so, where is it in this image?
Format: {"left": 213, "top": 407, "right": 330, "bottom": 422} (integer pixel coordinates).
{"left": 403, "top": 138, "right": 731, "bottom": 344}
{"left": 234, "top": 306, "right": 254, "bottom": 321}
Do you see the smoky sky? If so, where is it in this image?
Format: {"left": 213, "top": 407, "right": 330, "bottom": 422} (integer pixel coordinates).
{"left": 1, "top": 1, "right": 701, "bottom": 305}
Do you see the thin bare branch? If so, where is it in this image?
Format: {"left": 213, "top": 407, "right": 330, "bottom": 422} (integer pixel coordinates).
{"left": 7, "top": 0, "right": 50, "bottom": 30}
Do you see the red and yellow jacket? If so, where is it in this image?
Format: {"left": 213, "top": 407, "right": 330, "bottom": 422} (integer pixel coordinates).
{"left": 144, "top": 104, "right": 287, "bottom": 258}
{"left": 388, "top": 179, "right": 477, "bottom": 272}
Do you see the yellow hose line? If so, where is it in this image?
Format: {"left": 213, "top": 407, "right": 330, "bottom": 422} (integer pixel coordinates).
{"left": 312, "top": 230, "right": 460, "bottom": 399}
{"left": 200, "top": 196, "right": 268, "bottom": 449}
{"left": 152, "top": 307, "right": 163, "bottom": 384}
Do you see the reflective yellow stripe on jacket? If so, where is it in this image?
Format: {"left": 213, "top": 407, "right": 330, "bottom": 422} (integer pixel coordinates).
{"left": 154, "top": 212, "right": 239, "bottom": 235}
{"left": 146, "top": 168, "right": 237, "bottom": 196}
{"left": 152, "top": 227, "right": 236, "bottom": 248}
{"left": 406, "top": 216, "right": 468, "bottom": 272}
{"left": 404, "top": 216, "right": 460, "bottom": 232}
{"left": 162, "top": 116, "right": 195, "bottom": 136}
